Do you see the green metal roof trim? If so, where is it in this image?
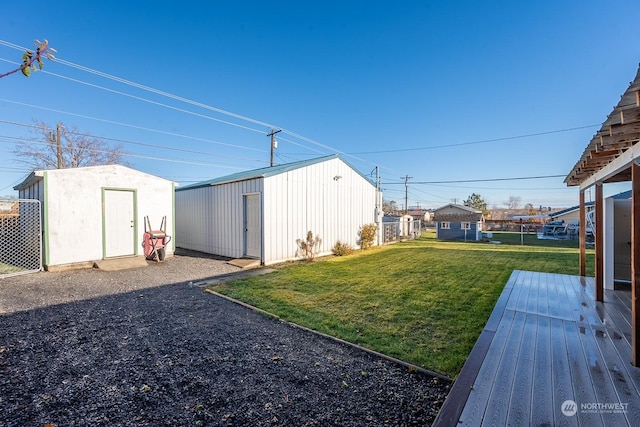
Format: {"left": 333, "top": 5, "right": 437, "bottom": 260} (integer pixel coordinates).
{"left": 176, "top": 154, "right": 376, "bottom": 191}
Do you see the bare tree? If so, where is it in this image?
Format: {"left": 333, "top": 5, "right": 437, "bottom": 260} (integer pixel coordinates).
{"left": 504, "top": 196, "right": 521, "bottom": 210}
{"left": 13, "top": 120, "right": 128, "bottom": 170}
{"left": 383, "top": 199, "right": 399, "bottom": 215}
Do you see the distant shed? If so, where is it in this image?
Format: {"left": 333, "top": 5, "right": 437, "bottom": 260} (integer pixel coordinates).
{"left": 175, "top": 155, "right": 381, "bottom": 265}
{"left": 14, "top": 165, "right": 175, "bottom": 269}
{"left": 433, "top": 203, "right": 484, "bottom": 241}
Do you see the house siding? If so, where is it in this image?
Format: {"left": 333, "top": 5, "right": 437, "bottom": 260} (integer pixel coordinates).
{"left": 437, "top": 221, "right": 480, "bottom": 241}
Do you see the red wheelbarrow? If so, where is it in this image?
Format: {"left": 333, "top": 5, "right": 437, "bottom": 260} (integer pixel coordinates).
{"left": 142, "top": 216, "right": 171, "bottom": 261}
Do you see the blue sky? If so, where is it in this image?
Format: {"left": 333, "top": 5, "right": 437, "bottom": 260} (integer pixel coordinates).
{"left": 1, "top": 1, "right": 639, "bottom": 210}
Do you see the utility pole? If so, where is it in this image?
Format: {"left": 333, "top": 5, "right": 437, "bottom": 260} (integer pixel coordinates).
{"left": 401, "top": 175, "right": 412, "bottom": 214}
{"left": 56, "top": 123, "right": 62, "bottom": 168}
{"left": 374, "top": 166, "right": 382, "bottom": 246}
{"left": 267, "top": 128, "right": 281, "bottom": 167}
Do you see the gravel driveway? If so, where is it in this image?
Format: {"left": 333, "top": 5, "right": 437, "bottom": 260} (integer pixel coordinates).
{"left": 0, "top": 251, "right": 450, "bottom": 426}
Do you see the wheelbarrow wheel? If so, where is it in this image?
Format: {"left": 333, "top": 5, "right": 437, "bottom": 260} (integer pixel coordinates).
{"left": 157, "top": 248, "right": 166, "bottom": 261}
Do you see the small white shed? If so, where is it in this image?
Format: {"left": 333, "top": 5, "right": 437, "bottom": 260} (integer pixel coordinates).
{"left": 175, "top": 154, "right": 381, "bottom": 265}
{"left": 14, "top": 165, "right": 175, "bottom": 269}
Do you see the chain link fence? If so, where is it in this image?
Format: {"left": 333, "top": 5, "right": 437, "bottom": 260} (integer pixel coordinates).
{"left": 0, "top": 199, "right": 41, "bottom": 277}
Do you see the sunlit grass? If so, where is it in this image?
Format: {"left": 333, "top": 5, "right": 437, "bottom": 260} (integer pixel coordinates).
{"left": 208, "top": 231, "right": 594, "bottom": 378}
{"left": 0, "top": 262, "right": 23, "bottom": 275}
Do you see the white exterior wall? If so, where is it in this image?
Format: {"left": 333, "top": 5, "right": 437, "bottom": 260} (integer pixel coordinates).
{"left": 262, "top": 157, "right": 378, "bottom": 264}
{"left": 175, "top": 157, "right": 379, "bottom": 265}
{"left": 603, "top": 197, "right": 615, "bottom": 290}
{"left": 19, "top": 165, "right": 174, "bottom": 267}
{"left": 175, "top": 178, "right": 263, "bottom": 259}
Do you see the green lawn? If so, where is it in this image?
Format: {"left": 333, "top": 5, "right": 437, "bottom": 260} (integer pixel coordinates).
{"left": 0, "top": 262, "right": 24, "bottom": 275}
{"left": 208, "top": 231, "right": 594, "bottom": 378}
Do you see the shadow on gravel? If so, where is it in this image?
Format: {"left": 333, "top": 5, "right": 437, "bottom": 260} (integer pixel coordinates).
{"left": 0, "top": 280, "right": 451, "bottom": 426}
{"left": 0, "top": 253, "right": 243, "bottom": 315}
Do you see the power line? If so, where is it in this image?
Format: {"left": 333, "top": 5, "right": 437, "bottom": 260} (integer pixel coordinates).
{"left": 0, "top": 103, "right": 267, "bottom": 154}
{"left": 0, "top": 39, "right": 596, "bottom": 199}
{"left": 346, "top": 125, "right": 599, "bottom": 154}
{"left": 0, "top": 119, "right": 268, "bottom": 163}
{"left": 0, "top": 40, "right": 378, "bottom": 167}
{"left": 3, "top": 135, "right": 250, "bottom": 170}
{"left": 0, "top": 43, "right": 592, "bottom": 175}
{"left": 0, "top": 67, "right": 338, "bottom": 162}
{"left": 0, "top": 40, "right": 275, "bottom": 129}
{"left": 0, "top": 61, "right": 270, "bottom": 135}
{"left": 383, "top": 174, "right": 567, "bottom": 184}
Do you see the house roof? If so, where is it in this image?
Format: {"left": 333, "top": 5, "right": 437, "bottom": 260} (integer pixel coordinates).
{"left": 432, "top": 203, "right": 483, "bottom": 222}
{"left": 13, "top": 171, "right": 44, "bottom": 191}
{"left": 610, "top": 189, "right": 632, "bottom": 199}
{"left": 177, "top": 154, "right": 375, "bottom": 191}
{"left": 549, "top": 190, "right": 630, "bottom": 218}
{"left": 548, "top": 202, "right": 595, "bottom": 219}
{"left": 565, "top": 65, "right": 640, "bottom": 187}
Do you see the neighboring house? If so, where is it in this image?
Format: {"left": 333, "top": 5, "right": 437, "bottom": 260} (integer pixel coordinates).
{"left": 174, "top": 154, "right": 381, "bottom": 265}
{"left": 14, "top": 165, "right": 175, "bottom": 270}
{"left": 433, "top": 204, "right": 483, "bottom": 241}
{"left": 548, "top": 202, "right": 595, "bottom": 224}
{"left": 407, "top": 209, "right": 431, "bottom": 223}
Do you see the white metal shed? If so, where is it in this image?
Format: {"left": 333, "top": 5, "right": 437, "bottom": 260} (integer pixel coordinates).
{"left": 175, "top": 155, "right": 381, "bottom": 265}
{"left": 14, "top": 164, "right": 175, "bottom": 270}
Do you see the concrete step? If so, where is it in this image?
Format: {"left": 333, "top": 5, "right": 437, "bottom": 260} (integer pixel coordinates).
{"left": 93, "top": 256, "right": 150, "bottom": 271}
{"left": 227, "top": 258, "right": 261, "bottom": 269}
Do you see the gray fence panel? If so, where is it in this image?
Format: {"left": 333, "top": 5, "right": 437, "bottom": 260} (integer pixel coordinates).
{"left": 382, "top": 219, "right": 421, "bottom": 243}
{"left": 0, "top": 199, "right": 42, "bottom": 277}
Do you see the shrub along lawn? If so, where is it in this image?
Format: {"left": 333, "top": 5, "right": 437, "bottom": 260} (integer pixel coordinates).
{"left": 208, "top": 231, "right": 594, "bottom": 378}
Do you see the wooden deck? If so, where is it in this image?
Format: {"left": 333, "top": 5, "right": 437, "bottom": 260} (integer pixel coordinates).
{"left": 434, "top": 270, "right": 640, "bottom": 426}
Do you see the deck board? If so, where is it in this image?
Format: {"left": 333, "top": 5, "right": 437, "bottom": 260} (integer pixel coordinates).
{"left": 531, "top": 315, "right": 554, "bottom": 426}
{"left": 458, "top": 309, "right": 515, "bottom": 425}
{"left": 549, "top": 317, "right": 578, "bottom": 427}
{"left": 507, "top": 312, "right": 537, "bottom": 426}
{"left": 480, "top": 311, "right": 525, "bottom": 426}
{"left": 435, "top": 270, "right": 640, "bottom": 427}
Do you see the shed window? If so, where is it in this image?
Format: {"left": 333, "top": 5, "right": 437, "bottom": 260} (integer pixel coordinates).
{"left": 441, "top": 222, "right": 450, "bottom": 229}
{"left": 462, "top": 222, "right": 471, "bottom": 230}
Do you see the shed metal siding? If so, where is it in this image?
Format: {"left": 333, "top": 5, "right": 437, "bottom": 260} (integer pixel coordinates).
{"left": 18, "top": 180, "right": 45, "bottom": 202}
{"left": 262, "top": 157, "right": 377, "bottom": 264}
{"left": 175, "top": 178, "right": 263, "bottom": 259}
{"left": 175, "top": 156, "right": 378, "bottom": 264}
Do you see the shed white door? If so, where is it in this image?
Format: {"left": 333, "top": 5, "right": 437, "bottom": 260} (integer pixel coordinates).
{"left": 104, "top": 189, "right": 135, "bottom": 257}
{"left": 243, "top": 194, "right": 261, "bottom": 259}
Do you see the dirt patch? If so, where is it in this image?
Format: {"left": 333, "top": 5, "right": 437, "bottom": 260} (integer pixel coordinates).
{"left": 0, "top": 252, "right": 450, "bottom": 426}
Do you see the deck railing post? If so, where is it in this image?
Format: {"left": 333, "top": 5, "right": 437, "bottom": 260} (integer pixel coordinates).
{"left": 595, "top": 183, "right": 604, "bottom": 302}
{"left": 632, "top": 162, "right": 640, "bottom": 366}
{"left": 579, "top": 190, "right": 586, "bottom": 277}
